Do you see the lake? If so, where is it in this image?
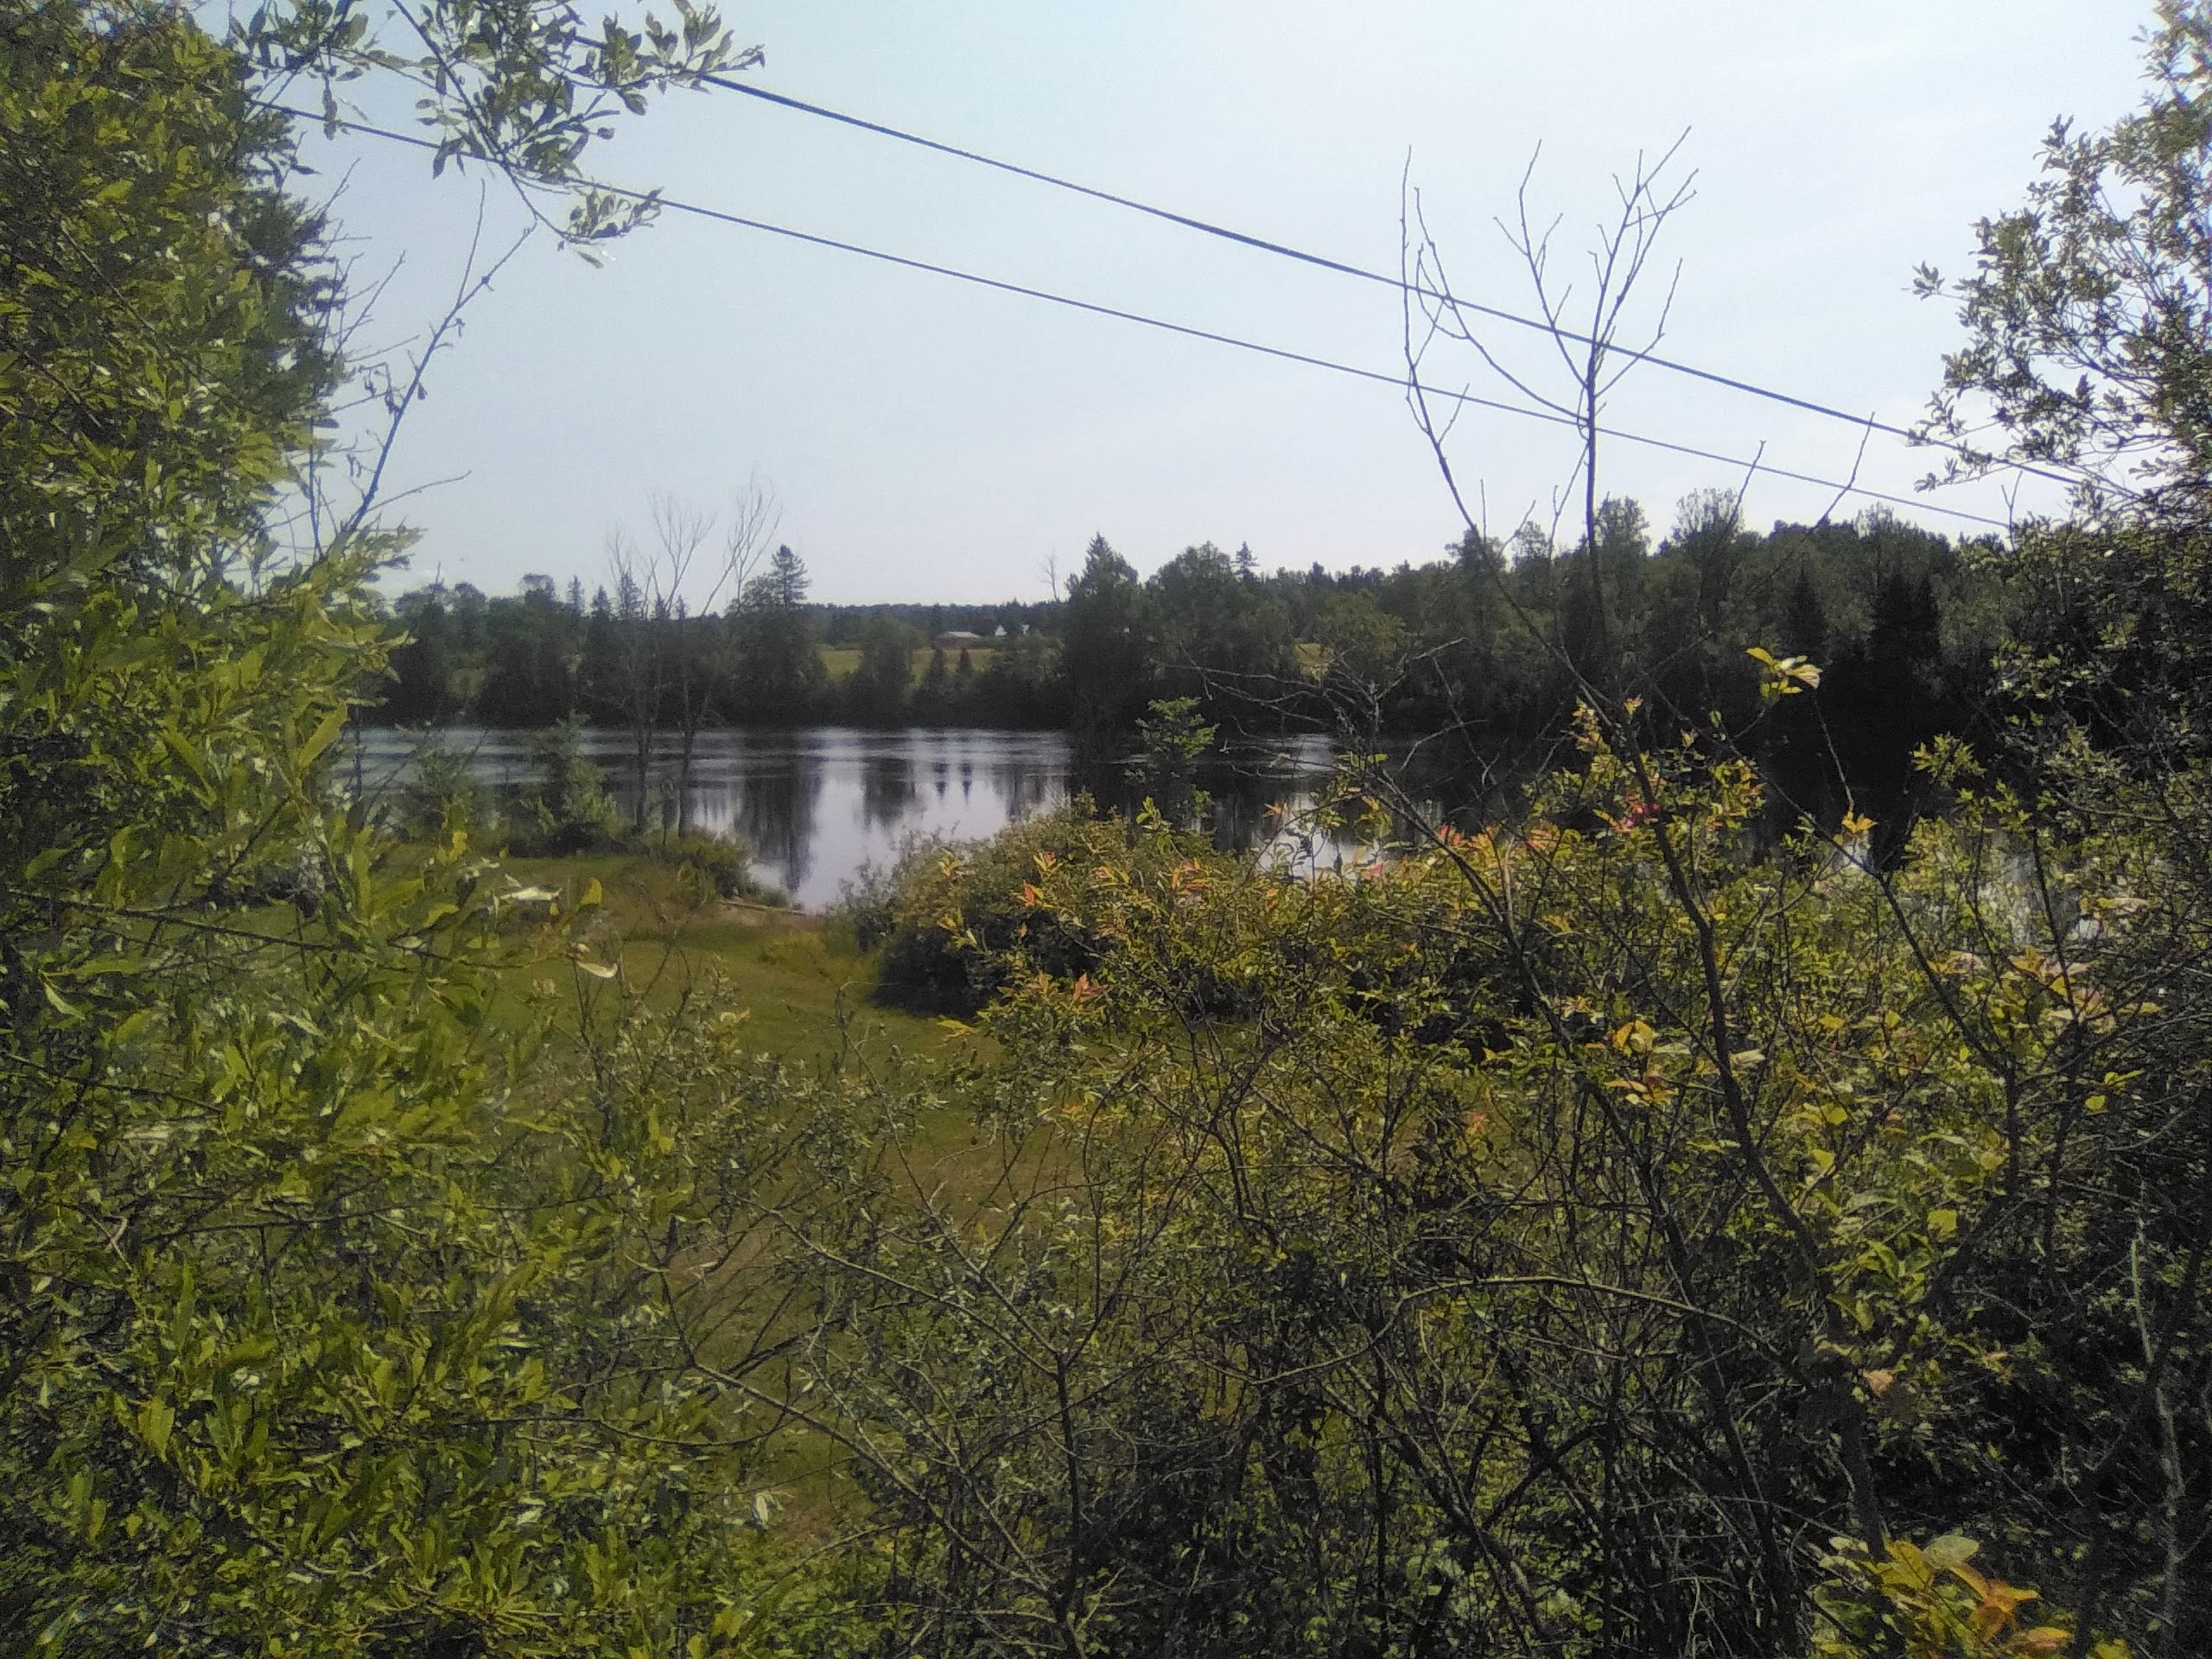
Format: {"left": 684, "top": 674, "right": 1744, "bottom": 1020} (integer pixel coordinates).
{"left": 353, "top": 726, "right": 1348, "bottom": 910}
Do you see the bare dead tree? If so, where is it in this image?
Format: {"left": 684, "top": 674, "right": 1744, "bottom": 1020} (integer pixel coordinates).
{"left": 1389, "top": 139, "right": 1904, "bottom": 1609}
{"left": 1403, "top": 138, "right": 1694, "bottom": 697}
{"left": 605, "top": 479, "right": 779, "bottom": 835}
{"left": 605, "top": 527, "right": 664, "bottom": 830}
{"left": 672, "top": 477, "right": 778, "bottom": 830}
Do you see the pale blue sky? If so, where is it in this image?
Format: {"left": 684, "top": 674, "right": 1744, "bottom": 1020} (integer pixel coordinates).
{"left": 300, "top": 3, "right": 2152, "bottom": 603}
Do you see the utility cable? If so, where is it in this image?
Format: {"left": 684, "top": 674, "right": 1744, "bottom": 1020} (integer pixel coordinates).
{"left": 278, "top": 105, "right": 2012, "bottom": 531}
{"left": 703, "top": 74, "right": 2076, "bottom": 497}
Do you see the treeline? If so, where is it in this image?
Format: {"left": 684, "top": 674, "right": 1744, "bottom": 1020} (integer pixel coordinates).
{"left": 378, "top": 550, "right": 1069, "bottom": 728}
{"left": 380, "top": 502, "right": 1993, "bottom": 827}
{"left": 1056, "top": 503, "right": 1994, "bottom": 823}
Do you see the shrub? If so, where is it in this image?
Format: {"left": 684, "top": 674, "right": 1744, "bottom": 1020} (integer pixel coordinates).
{"left": 393, "top": 728, "right": 494, "bottom": 841}
{"left": 660, "top": 829, "right": 777, "bottom": 903}
{"left": 836, "top": 830, "right": 952, "bottom": 953}
{"left": 510, "top": 716, "right": 625, "bottom": 855}
{"left": 857, "top": 807, "right": 1216, "bottom": 1017}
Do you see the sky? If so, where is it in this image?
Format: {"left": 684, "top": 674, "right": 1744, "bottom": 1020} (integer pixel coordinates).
{"left": 294, "top": 2, "right": 2155, "bottom": 605}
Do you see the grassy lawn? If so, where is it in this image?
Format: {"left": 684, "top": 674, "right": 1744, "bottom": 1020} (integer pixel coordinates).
{"left": 491, "top": 852, "right": 944, "bottom": 1061}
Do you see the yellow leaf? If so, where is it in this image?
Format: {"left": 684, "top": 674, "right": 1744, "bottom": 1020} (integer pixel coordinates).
{"left": 1923, "top": 1532, "right": 1980, "bottom": 1570}
{"left": 1609, "top": 1019, "right": 1656, "bottom": 1054}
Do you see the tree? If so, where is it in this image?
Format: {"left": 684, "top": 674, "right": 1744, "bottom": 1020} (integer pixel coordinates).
{"left": 1920, "top": 1, "right": 2212, "bottom": 523}
{"left": 595, "top": 487, "right": 768, "bottom": 830}
{"left": 732, "top": 543, "right": 827, "bottom": 718}
{"left": 384, "top": 587, "right": 462, "bottom": 723}
{"left": 916, "top": 643, "right": 952, "bottom": 721}
{"left": 1147, "top": 542, "right": 1299, "bottom": 724}
{"left": 670, "top": 487, "right": 777, "bottom": 825}
{"left": 1921, "top": 0, "right": 2212, "bottom": 758}
{"left": 475, "top": 570, "right": 580, "bottom": 725}
{"left": 846, "top": 614, "right": 916, "bottom": 727}
{"left": 1, "top": 8, "right": 830, "bottom": 1648}
{"left": 1404, "top": 138, "right": 1694, "bottom": 696}
{"left": 604, "top": 532, "right": 664, "bottom": 826}
{"left": 1060, "top": 535, "right": 1155, "bottom": 740}
{"left": 0, "top": 3, "right": 332, "bottom": 600}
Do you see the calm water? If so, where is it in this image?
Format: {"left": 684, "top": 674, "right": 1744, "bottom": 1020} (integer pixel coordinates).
{"left": 353, "top": 726, "right": 1346, "bottom": 910}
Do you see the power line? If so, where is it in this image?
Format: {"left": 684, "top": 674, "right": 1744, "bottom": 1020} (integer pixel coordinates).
{"left": 703, "top": 74, "right": 2077, "bottom": 497}
{"left": 280, "top": 105, "right": 2012, "bottom": 531}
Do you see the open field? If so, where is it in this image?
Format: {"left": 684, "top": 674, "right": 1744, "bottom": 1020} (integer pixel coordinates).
{"left": 817, "top": 644, "right": 999, "bottom": 683}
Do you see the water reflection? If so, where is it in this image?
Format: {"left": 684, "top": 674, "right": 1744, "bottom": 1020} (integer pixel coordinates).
{"left": 734, "top": 746, "right": 824, "bottom": 899}
{"left": 357, "top": 726, "right": 1362, "bottom": 910}
{"left": 861, "top": 751, "right": 915, "bottom": 830}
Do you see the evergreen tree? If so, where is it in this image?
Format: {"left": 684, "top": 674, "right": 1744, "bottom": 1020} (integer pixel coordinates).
{"left": 1060, "top": 534, "right": 1155, "bottom": 739}
{"left": 732, "top": 543, "right": 826, "bottom": 718}
{"left": 846, "top": 615, "right": 915, "bottom": 727}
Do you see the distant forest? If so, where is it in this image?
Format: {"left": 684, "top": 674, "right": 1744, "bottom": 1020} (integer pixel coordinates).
{"left": 378, "top": 498, "right": 1994, "bottom": 825}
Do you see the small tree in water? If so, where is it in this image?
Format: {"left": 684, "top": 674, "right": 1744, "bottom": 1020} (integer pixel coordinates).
{"left": 513, "top": 716, "right": 622, "bottom": 853}
{"left": 1135, "top": 696, "right": 1217, "bottom": 830}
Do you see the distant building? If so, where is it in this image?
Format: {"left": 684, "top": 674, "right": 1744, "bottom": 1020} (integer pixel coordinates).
{"left": 934, "top": 630, "right": 990, "bottom": 651}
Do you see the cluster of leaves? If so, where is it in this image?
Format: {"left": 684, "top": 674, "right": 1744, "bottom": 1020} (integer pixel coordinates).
{"left": 232, "top": 0, "right": 756, "bottom": 245}
{"left": 1814, "top": 1535, "right": 2114, "bottom": 1659}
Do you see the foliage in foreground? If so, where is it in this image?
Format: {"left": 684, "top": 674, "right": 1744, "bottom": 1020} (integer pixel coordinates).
{"left": 775, "top": 714, "right": 2204, "bottom": 1656}
{"left": 0, "top": 5, "right": 824, "bottom": 1649}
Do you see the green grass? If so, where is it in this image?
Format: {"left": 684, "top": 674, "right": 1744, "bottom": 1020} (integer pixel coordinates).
{"left": 817, "top": 644, "right": 999, "bottom": 685}
{"left": 487, "top": 851, "right": 995, "bottom": 1535}
{"left": 490, "top": 852, "right": 944, "bottom": 1060}
{"left": 474, "top": 849, "right": 1064, "bottom": 1541}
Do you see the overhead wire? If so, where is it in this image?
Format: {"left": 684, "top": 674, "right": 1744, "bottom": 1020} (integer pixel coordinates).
{"left": 276, "top": 104, "right": 2014, "bottom": 531}
{"left": 702, "top": 74, "right": 2080, "bottom": 499}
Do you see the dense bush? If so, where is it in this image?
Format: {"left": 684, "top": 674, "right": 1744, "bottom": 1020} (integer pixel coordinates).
{"left": 789, "top": 721, "right": 2202, "bottom": 1656}
{"left": 852, "top": 807, "right": 1217, "bottom": 1017}
{"left": 0, "top": 7, "right": 825, "bottom": 1649}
